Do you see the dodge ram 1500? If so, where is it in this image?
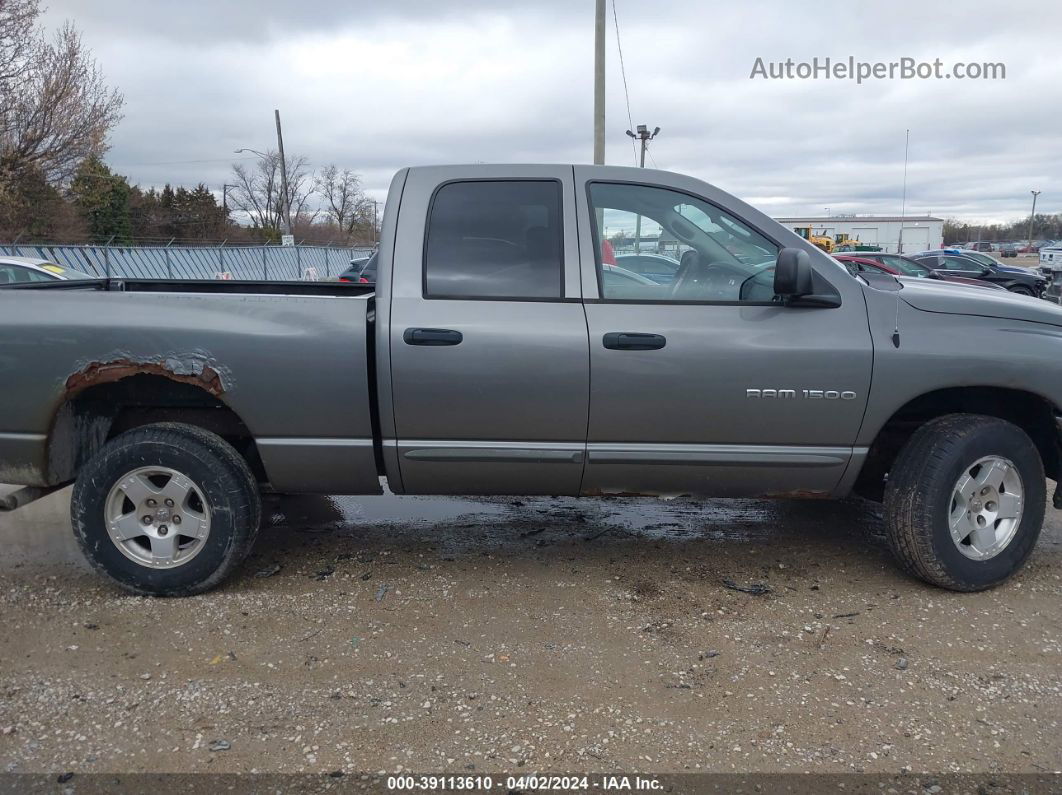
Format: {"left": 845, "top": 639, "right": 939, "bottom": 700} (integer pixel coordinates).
{"left": 2, "top": 164, "right": 1061, "bottom": 595}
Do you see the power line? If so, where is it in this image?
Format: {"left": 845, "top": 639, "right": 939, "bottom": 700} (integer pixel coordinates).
{"left": 123, "top": 156, "right": 260, "bottom": 167}
{"left": 611, "top": 0, "right": 638, "bottom": 165}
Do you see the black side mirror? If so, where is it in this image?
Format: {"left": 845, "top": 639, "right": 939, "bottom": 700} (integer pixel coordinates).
{"left": 774, "top": 248, "right": 814, "bottom": 297}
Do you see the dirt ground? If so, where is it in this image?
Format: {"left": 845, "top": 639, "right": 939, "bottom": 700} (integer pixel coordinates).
{"left": 1, "top": 484, "right": 1060, "bottom": 779}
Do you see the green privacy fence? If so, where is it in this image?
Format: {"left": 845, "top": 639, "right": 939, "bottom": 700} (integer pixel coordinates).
{"left": 3, "top": 243, "right": 375, "bottom": 280}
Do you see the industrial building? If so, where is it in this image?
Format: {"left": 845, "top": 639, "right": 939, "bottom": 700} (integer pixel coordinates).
{"left": 773, "top": 215, "right": 944, "bottom": 254}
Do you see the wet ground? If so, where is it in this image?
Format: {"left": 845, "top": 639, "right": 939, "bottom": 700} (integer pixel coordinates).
{"left": 1, "top": 484, "right": 1060, "bottom": 777}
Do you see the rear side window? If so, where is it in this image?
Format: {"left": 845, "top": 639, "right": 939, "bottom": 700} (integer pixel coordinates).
{"left": 424, "top": 180, "right": 563, "bottom": 299}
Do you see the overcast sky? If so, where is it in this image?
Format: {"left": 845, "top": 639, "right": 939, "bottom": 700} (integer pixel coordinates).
{"left": 42, "top": 0, "right": 1061, "bottom": 225}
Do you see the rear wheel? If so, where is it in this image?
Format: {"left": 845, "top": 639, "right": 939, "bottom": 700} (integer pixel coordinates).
{"left": 72, "top": 422, "right": 261, "bottom": 596}
{"left": 883, "top": 414, "right": 1045, "bottom": 591}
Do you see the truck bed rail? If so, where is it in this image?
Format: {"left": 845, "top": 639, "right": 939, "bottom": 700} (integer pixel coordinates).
{"left": 0, "top": 278, "right": 375, "bottom": 297}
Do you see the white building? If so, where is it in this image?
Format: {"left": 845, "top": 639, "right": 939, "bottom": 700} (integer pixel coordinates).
{"left": 773, "top": 215, "right": 944, "bottom": 254}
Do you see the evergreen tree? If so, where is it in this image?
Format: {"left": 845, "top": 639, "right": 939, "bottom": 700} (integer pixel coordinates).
{"left": 69, "top": 156, "right": 132, "bottom": 244}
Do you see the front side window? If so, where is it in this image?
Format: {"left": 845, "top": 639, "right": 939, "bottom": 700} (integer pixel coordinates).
{"left": 588, "top": 182, "right": 779, "bottom": 302}
{"left": 424, "top": 180, "right": 563, "bottom": 299}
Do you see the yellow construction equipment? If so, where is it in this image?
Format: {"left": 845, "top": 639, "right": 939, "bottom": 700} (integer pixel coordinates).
{"left": 794, "top": 227, "right": 834, "bottom": 253}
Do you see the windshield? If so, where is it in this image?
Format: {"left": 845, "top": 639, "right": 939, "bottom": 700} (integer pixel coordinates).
{"left": 38, "top": 262, "right": 96, "bottom": 280}
{"left": 891, "top": 258, "right": 931, "bottom": 277}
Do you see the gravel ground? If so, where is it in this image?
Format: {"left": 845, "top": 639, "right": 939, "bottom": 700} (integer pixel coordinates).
{"left": 1, "top": 485, "right": 1060, "bottom": 779}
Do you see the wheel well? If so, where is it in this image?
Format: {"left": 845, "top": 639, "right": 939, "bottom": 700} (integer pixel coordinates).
{"left": 854, "top": 387, "right": 1060, "bottom": 501}
{"left": 47, "top": 374, "right": 266, "bottom": 485}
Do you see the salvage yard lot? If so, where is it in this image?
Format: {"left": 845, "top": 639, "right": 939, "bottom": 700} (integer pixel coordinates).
{"left": 1, "top": 487, "right": 1060, "bottom": 776}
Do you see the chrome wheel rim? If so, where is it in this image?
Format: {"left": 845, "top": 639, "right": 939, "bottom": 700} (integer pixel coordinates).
{"left": 104, "top": 466, "right": 211, "bottom": 568}
{"left": 948, "top": 456, "right": 1023, "bottom": 561}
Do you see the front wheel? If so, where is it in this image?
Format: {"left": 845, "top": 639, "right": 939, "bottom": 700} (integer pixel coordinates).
{"left": 1008, "top": 285, "right": 1034, "bottom": 296}
{"left": 884, "top": 414, "right": 1045, "bottom": 591}
{"left": 72, "top": 422, "right": 261, "bottom": 596}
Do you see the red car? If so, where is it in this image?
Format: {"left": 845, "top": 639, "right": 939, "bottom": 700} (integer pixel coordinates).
{"left": 834, "top": 253, "right": 1005, "bottom": 290}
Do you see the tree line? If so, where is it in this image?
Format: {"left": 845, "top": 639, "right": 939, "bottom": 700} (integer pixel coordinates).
{"left": 944, "top": 215, "right": 1062, "bottom": 246}
{"left": 0, "top": 0, "right": 375, "bottom": 246}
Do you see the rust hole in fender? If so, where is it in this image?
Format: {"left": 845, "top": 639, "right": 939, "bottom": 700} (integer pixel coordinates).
{"left": 64, "top": 358, "right": 225, "bottom": 398}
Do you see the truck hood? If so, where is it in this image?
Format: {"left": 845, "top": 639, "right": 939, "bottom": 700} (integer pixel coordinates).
{"left": 898, "top": 277, "right": 1062, "bottom": 327}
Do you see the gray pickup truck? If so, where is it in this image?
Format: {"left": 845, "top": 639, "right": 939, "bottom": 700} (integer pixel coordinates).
{"left": 3, "top": 165, "right": 1061, "bottom": 596}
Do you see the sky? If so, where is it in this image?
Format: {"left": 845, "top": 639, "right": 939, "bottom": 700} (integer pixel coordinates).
{"left": 42, "top": 0, "right": 1062, "bottom": 225}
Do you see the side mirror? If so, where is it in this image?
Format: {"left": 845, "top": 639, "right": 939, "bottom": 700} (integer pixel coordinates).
{"left": 774, "top": 248, "right": 814, "bottom": 297}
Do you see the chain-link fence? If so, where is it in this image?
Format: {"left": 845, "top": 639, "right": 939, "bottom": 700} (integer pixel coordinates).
{"left": 2, "top": 242, "right": 376, "bottom": 280}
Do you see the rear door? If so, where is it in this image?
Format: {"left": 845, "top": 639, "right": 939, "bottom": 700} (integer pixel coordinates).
{"left": 574, "top": 169, "right": 873, "bottom": 498}
{"left": 386, "top": 166, "right": 589, "bottom": 495}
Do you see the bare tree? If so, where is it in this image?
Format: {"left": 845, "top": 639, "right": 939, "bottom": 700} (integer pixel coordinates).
{"left": 0, "top": 0, "right": 38, "bottom": 84}
{"left": 229, "top": 150, "right": 315, "bottom": 234}
{"left": 1, "top": 16, "right": 124, "bottom": 184}
{"left": 315, "top": 164, "right": 373, "bottom": 236}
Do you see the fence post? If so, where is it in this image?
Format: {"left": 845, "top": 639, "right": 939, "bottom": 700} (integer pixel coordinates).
{"left": 103, "top": 235, "right": 116, "bottom": 278}
{"left": 165, "top": 238, "right": 174, "bottom": 279}
{"left": 219, "top": 239, "right": 226, "bottom": 278}
{"left": 325, "top": 245, "right": 331, "bottom": 278}
{"left": 296, "top": 243, "right": 301, "bottom": 280}
{"left": 262, "top": 245, "right": 268, "bottom": 280}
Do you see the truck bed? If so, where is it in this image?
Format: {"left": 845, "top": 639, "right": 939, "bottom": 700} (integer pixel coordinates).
{"left": 0, "top": 281, "right": 382, "bottom": 495}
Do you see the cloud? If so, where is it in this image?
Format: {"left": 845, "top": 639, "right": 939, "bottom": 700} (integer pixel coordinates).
{"left": 41, "top": 0, "right": 1062, "bottom": 223}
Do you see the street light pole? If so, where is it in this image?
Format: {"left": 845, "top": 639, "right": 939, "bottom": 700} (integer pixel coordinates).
{"left": 625, "top": 125, "right": 659, "bottom": 252}
{"left": 1028, "top": 190, "right": 1041, "bottom": 254}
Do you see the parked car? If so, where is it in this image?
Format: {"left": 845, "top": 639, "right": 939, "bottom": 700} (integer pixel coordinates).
{"left": 1039, "top": 246, "right": 1062, "bottom": 303}
{"left": 834, "top": 254, "right": 1004, "bottom": 290}
{"left": 4, "top": 163, "right": 1062, "bottom": 597}
{"left": 0, "top": 256, "right": 95, "bottom": 284}
{"left": 338, "top": 255, "right": 372, "bottom": 283}
{"left": 965, "top": 242, "right": 993, "bottom": 252}
{"left": 601, "top": 262, "right": 666, "bottom": 296}
{"left": 910, "top": 251, "right": 1048, "bottom": 296}
{"left": 614, "top": 252, "right": 681, "bottom": 284}
{"left": 338, "top": 253, "right": 377, "bottom": 284}
{"left": 1000, "top": 243, "right": 1019, "bottom": 258}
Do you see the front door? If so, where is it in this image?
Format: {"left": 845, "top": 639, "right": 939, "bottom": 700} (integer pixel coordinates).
{"left": 575, "top": 171, "right": 874, "bottom": 497}
{"left": 387, "top": 166, "right": 589, "bottom": 495}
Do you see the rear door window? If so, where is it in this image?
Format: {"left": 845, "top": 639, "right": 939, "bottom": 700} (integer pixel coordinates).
{"left": 424, "top": 180, "right": 563, "bottom": 299}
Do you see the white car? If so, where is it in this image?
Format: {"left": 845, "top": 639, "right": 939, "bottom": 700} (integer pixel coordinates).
{"left": 0, "top": 256, "right": 96, "bottom": 284}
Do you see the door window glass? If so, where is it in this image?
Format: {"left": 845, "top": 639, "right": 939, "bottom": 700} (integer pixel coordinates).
{"left": 588, "top": 182, "right": 779, "bottom": 302}
{"left": 424, "top": 180, "right": 563, "bottom": 299}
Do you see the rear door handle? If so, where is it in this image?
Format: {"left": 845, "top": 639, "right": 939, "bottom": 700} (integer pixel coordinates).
{"left": 602, "top": 332, "right": 666, "bottom": 350}
{"left": 404, "top": 328, "right": 463, "bottom": 346}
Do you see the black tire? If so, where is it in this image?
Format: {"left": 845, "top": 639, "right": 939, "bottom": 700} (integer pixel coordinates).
{"left": 71, "top": 422, "right": 261, "bottom": 596}
{"left": 1008, "top": 285, "right": 1034, "bottom": 296}
{"left": 883, "top": 414, "right": 1045, "bottom": 591}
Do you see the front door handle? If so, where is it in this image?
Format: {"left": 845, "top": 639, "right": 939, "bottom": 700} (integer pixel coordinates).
{"left": 602, "top": 332, "right": 666, "bottom": 350}
{"left": 404, "top": 328, "right": 463, "bottom": 346}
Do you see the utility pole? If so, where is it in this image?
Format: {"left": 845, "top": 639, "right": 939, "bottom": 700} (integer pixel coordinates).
{"left": 625, "top": 125, "right": 660, "bottom": 252}
{"left": 1028, "top": 190, "right": 1041, "bottom": 254}
{"left": 222, "top": 183, "right": 238, "bottom": 217}
{"left": 593, "top": 0, "right": 606, "bottom": 165}
{"left": 274, "top": 109, "right": 292, "bottom": 237}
